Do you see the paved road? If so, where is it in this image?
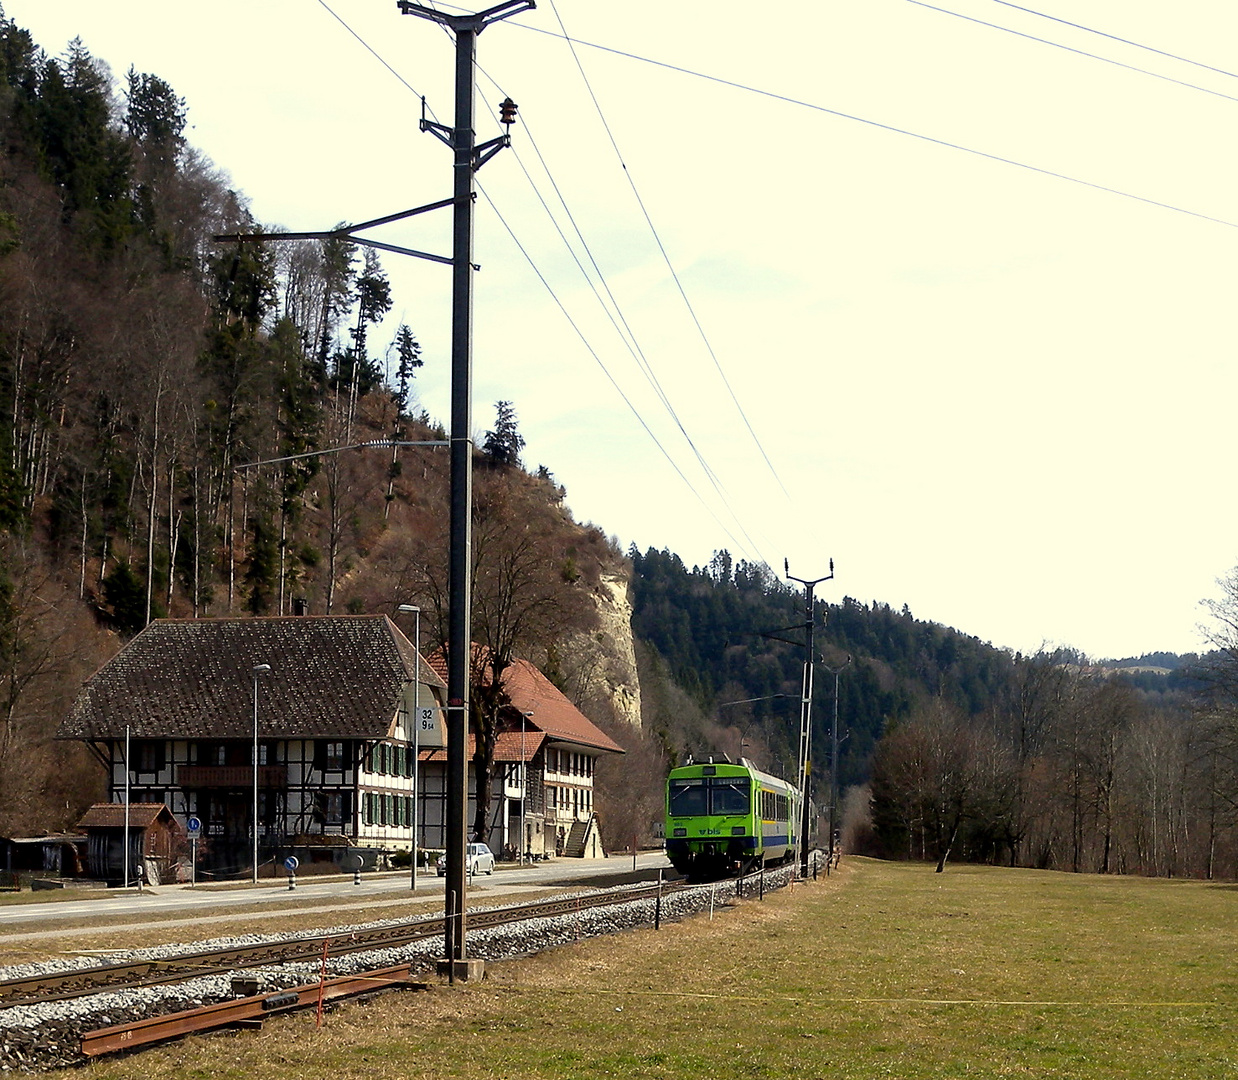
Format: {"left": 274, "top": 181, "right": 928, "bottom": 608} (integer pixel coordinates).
{"left": 0, "top": 853, "right": 675, "bottom": 941}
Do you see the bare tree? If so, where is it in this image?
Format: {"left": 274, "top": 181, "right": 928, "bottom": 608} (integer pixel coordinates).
{"left": 870, "top": 699, "right": 1014, "bottom": 871}
{"left": 397, "top": 469, "right": 605, "bottom": 841}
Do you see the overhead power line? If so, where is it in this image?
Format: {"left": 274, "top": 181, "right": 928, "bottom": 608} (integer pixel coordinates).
{"left": 316, "top": 0, "right": 783, "bottom": 566}
{"left": 547, "top": 0, "right": 792, "bottom": 504}
{"left": 510, "top": 22, "right": 1238, "bottom": 231}
{"left": 313, "top": 0, "right": 427, "bottom": 99}
{"left": 986, "top": 0, "right": 1238, "bottom": 81}
{"left": 903, "top": 0, "right": 1238, "bottom": 106}
{"left": 474, "top": 184, "right": 764, "bottom": 561}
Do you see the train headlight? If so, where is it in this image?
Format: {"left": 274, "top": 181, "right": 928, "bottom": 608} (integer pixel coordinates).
{"left": 731, "top": 826, "right": 745, "bottom": 835}
{"left": 672, "top": 828, "right": 687, "bottom": 837}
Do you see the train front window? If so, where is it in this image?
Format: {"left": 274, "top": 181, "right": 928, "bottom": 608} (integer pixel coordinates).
{"left": 669, "top": 779, "right": 707, "bottom": 816}
{"left": 710, "top": 778, "right": 750, "bottom": 815}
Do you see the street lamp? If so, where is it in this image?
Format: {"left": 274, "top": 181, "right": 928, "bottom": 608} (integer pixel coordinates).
{"left": 396, "top": 605, "right": 422, "bottom": 890}
{"left": 251, "top": 663, "right": 271, "bottom": 885}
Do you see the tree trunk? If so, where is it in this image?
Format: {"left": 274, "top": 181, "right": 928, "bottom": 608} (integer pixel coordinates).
{"left": 935, "top": 815, "right": 961, "bottom": 873}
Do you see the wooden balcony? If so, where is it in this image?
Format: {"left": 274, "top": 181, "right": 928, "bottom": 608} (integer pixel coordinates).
{"left": 177, "top": 765, "right": 289, "bottom": 789}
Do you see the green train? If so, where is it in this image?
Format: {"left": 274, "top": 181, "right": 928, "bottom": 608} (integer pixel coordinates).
{"left": 665, "top": 759, "right": 802, "bottom": 879}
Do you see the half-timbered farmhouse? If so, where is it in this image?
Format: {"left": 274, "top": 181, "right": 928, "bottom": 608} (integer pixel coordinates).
{"left": 58, "top": 615, "right": 625, "bottom": 877}
{"left": 58, "top": 615, "right": 445, "bottom": 877}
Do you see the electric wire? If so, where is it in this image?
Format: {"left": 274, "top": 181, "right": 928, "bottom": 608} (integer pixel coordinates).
{"left": 482, "top": 83, "right": 722, "bottom": 477}
{"left": 315, "top": 0, "right": 767, "bottom": 561}
{"left": 435, "top": 10, "right": 782, "bottom": 564}
{"left": 903, "top": 0, "right": 1238, "bottom": 105}
{"left": 311, "top": 2, "right": 1238, "bottom": 576}
{"left": 547, "top": 0, "right": 792, "bottom": 504}
{"left": 509, "top": 22, "right": 1238, "bottom": 231}
{"left": 473, "top": 184, "right": 761, "bottom": 560}
{"left": 313, "top": 0, "right": 427, "bottom": 100}
{"left": 986, "top": 0, "right": 1238, "bottom": 81}
{"left": 346, "top": 0, "right": 781, "bottom": 564}
{"left": 471, "top": 90, "right": 770, "bottom": 564}
{"left": 473, "top": 67, "right": 776, "bottom": 566}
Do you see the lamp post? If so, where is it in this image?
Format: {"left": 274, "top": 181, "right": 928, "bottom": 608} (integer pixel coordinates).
{"left": 251, "top": 663, "right": 271, "bottom": 885}
{"left": 123, "top": 725, "right": 131, "bottom": 890}
{"left": 397, "top": 604, "right": 422, "bottom": 890}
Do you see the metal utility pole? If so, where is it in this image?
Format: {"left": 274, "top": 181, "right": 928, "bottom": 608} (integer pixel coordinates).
{"left": 824, "top": 655, "right": 851, "bottom": 864}
{"left": 785, "top": 558, "right": 834, "bottom": 874}
{"left": 215, "top": 0, "right": 530, "bottom": 973}
{"left": 397, "top": 0, "right": 532, "bottom": 975}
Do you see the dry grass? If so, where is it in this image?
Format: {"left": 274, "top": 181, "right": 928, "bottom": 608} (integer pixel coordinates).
{"left": 39, "top": 860, "right": 1238, "bottom": 1078}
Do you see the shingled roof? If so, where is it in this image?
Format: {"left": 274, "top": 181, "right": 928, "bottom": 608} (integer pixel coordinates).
{"left": 76, "top": 803, "right": 179, "bottom": 831}
{"left": 59, "top": 616, "right": 444, "bottom": 741}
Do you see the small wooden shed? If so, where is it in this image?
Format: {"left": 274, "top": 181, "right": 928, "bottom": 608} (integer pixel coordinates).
{"left": 76, "top": 803, "right": 182, "bottom": 885}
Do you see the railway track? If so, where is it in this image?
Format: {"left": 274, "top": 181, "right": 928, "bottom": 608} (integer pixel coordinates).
{"left": 0, "top": 881, "right": 689, "bottom": 1009}
{"left": 1, "top": 866, "right": 801, "bottom": 1067}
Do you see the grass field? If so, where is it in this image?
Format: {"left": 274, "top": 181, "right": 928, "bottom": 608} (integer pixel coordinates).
{"left": 54, "top": 858, "right": 1238, "bottom": 1079}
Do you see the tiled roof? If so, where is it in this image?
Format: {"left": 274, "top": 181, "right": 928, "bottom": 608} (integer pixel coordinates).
{"left": 494, "top": 728, "right": 547, "bottom": 763}
{"left": 76, "top": 803, "right": 178, "bottom": 830}
{"left": 414, "top": 650, "right": 622, "bottom": 756}
{"left": 502, "top": 660, "right": 624, "bottom": 754}
{"left": 59, "top": 616, "right": 444, "bottom": 741}
{"left": 420, "top": 731, "right": 547, "bottom": 764}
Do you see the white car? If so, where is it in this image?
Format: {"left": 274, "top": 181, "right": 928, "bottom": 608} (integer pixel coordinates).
{"left": 436, "top": 843, "right": 496, "bottom": 876}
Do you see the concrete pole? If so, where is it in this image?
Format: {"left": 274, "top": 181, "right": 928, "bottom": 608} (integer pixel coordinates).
{"left": 825, "top": 655, "right": 851, "bottom": 863}
{"left": 443, "top": 15, "right": 477, "bottom": 970}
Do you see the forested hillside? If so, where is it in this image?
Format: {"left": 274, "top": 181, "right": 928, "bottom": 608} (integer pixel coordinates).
{"left": 629, "top": 546, "right": 1238, "bottom": 881}
{"left": 629, "top": 546, "right": 1017, "bottom": 789}
{"left": 0, "top": 15, "right": 632, "bottom": 837}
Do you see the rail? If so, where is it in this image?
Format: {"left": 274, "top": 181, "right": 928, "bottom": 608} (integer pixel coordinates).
{"left": 0, "top": 881, "right": 689, "bottom": 1009}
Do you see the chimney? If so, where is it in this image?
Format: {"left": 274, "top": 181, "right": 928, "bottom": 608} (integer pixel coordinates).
{"left": 292, "top": 597, "right": 308, "bottom": 616}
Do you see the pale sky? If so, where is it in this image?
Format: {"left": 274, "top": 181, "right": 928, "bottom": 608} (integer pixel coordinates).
{"left": 8, "top": 0, "right": 1238, "bottom": 661}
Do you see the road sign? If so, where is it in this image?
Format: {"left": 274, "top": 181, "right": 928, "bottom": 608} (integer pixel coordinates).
{"left": 403, "top": 689, "right": 446, "bottom": 748}
{"left": 284, "top": 856, "right": 299, "bottom": 871}
{"left": 186, "top": 816, "right": 202, "bottom": 835}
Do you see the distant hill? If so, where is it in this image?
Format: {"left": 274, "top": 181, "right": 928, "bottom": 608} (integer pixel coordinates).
{"left": 627, "top": 547, "right": 1022, "bottom": 789}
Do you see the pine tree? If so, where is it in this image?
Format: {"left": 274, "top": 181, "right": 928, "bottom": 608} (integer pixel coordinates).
{"left": 482, "top": 400, "right": 524, "bottom": 468}
{"left": 392, "top": 324, "right": 422, "bottom": 415}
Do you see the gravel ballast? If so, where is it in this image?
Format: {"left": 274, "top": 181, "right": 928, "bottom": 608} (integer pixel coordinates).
{"left": 0, "top": 869, "right": 794, "bottom": 1072}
